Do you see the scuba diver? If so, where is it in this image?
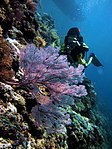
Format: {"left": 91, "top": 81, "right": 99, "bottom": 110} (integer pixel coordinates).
{"left": 61, "top": 27, "right": 103, "bottom": 67}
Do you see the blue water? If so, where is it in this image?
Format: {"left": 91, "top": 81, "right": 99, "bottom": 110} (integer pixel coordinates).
{"left": 41, "top": 0, "right": 112, "bottom": 117}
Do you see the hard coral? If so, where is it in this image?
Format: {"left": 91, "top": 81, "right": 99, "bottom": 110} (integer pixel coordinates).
{"left": 0, "top": 0, "right": 38, "bottom": 42}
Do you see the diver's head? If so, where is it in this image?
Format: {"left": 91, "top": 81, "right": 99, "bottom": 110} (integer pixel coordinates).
{"left": 64, "top": 27, "right": 81, "bottom": 47}
{"left": 67, "top": 27, "right": 80, "bottom": 38}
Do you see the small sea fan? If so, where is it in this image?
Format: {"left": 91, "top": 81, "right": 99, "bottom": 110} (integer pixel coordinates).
{"left": 26, "top": 0, "right": 37, "bottom": 12}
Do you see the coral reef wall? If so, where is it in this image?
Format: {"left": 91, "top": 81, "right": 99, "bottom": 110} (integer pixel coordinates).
{"left": 0, "top": 0, "right": 109, "bottom": 148}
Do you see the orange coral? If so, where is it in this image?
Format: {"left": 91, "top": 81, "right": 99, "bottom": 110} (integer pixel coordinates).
{"left": 0, "top": 25, "right": 3, "bottom": 38}
{"left": 0, "top": 32, "right": 14, "bottom": 80}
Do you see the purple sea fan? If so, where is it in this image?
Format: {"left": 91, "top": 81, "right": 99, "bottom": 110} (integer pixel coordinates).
{"left": 19, "top": 44, "right": 87, "bottom": 97}
{"left": 19, "top": 44, "right": 87, "bottom": 133}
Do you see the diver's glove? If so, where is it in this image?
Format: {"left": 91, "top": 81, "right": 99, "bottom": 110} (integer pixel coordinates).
{"left": 73, "top": 39, "right": 89, "bottom": 52}
{"left": 67, "top": 37, "right": 81, "bottom": 51}
{"left": 72, "top": 38, "right": 81, "bottom": 46}
{"left": 82, "top": 42, "right": 89, "bottom": 51}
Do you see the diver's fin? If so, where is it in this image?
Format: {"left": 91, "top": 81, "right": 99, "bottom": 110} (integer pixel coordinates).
{"left": 90, "top": 53, "right": 103, "bottom": 67}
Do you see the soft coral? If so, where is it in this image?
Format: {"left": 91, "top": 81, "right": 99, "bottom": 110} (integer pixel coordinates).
{"left": 19, "top": 44, "right": 87, "bottom": 133}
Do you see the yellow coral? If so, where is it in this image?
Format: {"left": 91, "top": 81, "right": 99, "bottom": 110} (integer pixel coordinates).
{"left": 34, "top": 36, "right": 46, "bottom": 48}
